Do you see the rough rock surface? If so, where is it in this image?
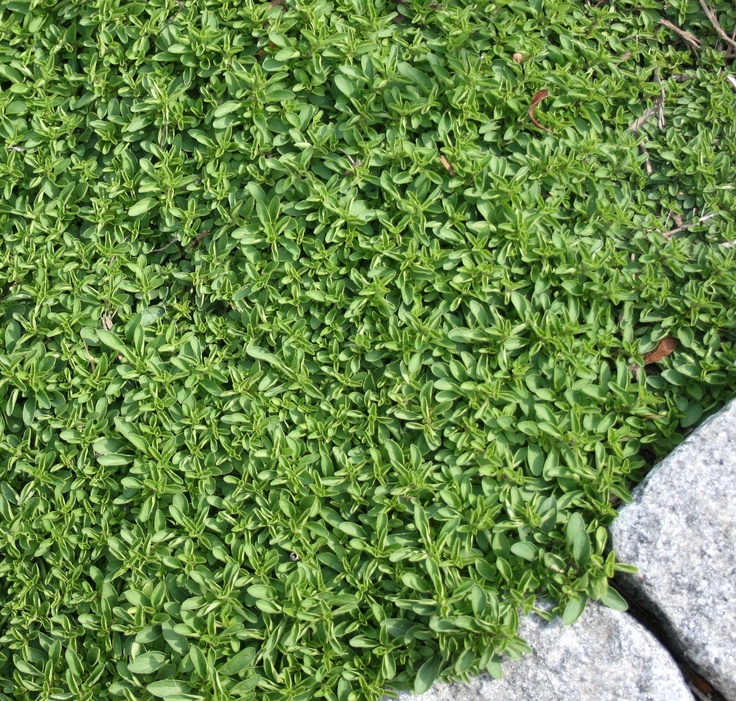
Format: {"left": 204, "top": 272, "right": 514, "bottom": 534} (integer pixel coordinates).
{"left": 389, "top": 602, "right": 692, "bottom": 701}
{"left": 611, "top": 399, "right": 736, "bottom": 700}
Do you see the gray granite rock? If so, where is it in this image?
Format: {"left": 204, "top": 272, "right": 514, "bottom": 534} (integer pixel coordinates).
{"left": 389, "top": 602, "right": 692, "bottom": 701}
{"left": 611, "top": 399, "right": 736, "bottom": 700}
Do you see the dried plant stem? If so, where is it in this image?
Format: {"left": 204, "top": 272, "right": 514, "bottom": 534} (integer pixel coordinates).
{"left": 662, "top": 213, "right": 718, "bottom": 240}
{"left": 655, "top": 69, "right": 665, "bottom": 130}
{"left": 82, "top": 340, "right": 96, "bottom": 373}
{"left": 659, "top": 18, "right": 702, "bottom": 50}
{"left": 638, "top": 143, "right": 653, "bottom": 174}
{"left": 439, "top": 155, "right": 456, "bottom": 176}
{"left": 153, "top": 238, "right": 179, "bottom": 253}
{"left": 629, "top": 104, "right": 658, "bottom": 132}
{"left": 699, "top": 0, "right": 736, "bottom": 51}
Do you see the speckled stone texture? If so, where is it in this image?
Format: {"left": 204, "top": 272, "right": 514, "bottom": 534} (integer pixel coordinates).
{"left": 388, "top": 602, "right": 692, "bottom": 701}
{"left": 611, "top": 398, "right": 736, "bottom": 700}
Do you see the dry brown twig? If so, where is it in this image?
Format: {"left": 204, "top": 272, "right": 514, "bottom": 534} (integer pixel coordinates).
{"left": 659, "top": 18, "right": 702, "bottom": 50}
{"left": 82, "top": 340, "right": 96, "bottom": 373}
{"left": 439, "top": 155, "right": 456, "bottom": 176}
{"left": 661, "top": 212, "right": 718, "bottom": 240}
{"left": 629, "top": 104, "right": 659, "bottom": 132}
{"left": 629, "top": 80, "right": 666, "bottom": 172}
{"left": 101, "top": 310, "right": 116, "bottom": 331}
{"left": 639, "top": 143, "right": 653, "bottom": 174}
{"left": 699, "top": 0, "right": 736, "bottom": 51}
{"left": 188, "top": 229, "right": 210, "bottom": 251}
{"left": 655, "top": 69, "right": 665, "bottom": 130}
{"left": 153, "top": 238, "right": 179, "bottom": 253}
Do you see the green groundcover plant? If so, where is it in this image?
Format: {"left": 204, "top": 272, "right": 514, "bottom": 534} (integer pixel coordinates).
{"left": 1, "top": 0, "right": 736, "bottom": 698}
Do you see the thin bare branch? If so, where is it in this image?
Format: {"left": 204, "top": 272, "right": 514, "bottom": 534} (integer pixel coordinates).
{"left": 659, "top": 18, "right": 702, "bottom": 50}
{"left": 188, "top": 229, "right": 210, "bottom": 250}
{"left": 661, "top": 213, "right": 718, "bottom": 240}
{"left": 439, "top": 155, "right": 456, "bottom": 176}
{"left": 639, "top": 143, "right": 653, "bottom": 174}
{"left": 655, "top": 70, "right": 666, "bottom": 130}
{"left": 82, "top": 340, "right": 96, "bottom": 373}
{"left": 699, "top": 0, "right": 736, "bottom": 50}
{"left": 153, "top": 238, "right": 179, "bottom": 253}
{"left": 629, "top": 97, "right": 664, "bottom": 132}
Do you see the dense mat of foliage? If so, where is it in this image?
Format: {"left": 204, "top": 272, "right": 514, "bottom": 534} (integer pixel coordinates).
{"left": 1, "top": 0, "right": 736, "bottom": 698}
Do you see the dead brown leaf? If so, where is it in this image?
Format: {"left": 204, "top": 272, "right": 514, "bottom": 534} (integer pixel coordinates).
{"left": 528, "top": 89, "right": 553, "bottom": 133}
{"left": 690, "top": 673, "right": 715, "bottom": 695}
{"left": 101, "top": 312, "right": 115, "bottom": 331}
{"left": 643, "top": 337, "right": 678, "bottom": 365}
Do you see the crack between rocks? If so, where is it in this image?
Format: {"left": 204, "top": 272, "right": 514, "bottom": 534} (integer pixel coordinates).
{"left": 611, "top": 578, "right": 729, "bottom": 701}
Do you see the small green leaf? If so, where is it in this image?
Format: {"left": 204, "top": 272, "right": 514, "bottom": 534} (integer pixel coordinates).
{"left": 96, "top": 330, "right": 131, "bottom": 359}
{"left": 147, "top": 680, "right": 190, "bottom": 698}
{"left": 247, "top": 584, "right": 276, "bottom": 599}
{"left": 334, "top": 75, "right": 356, "bottom": 97}
{"left": 214, "top": 101, "right": 241, "bottom": 117}
{"left": 65, "top": 648, "right": 83, "bottom": 676}
{"left": 562, "top": 595, "right": 587, "bottom": 625}
{"left": 162, "top": 625, "right": 189, "bottom": 655}
{"left": 128, "top": 651, "right": 168, "bottom": 675}
{"left": 114, "top": 418, "right": 148, "bottom": 453}
{"left": 496, "top": 557, "right": 513, "bottom": 581}
{"left": 246, "top": 345, "right": 280, "bottom": 365}
{"left": 600, "top": 588, "right": 628, "bottom": 612}
{"left": 338, "top": 521, "right": 366, "bottom": 538}
{"left": 220, "top": 648, "right": 256, "bottom": 677}
{"left": 414, "top": 656, "right": 441, "bottom": 695}
{"left": 4, "top": 320, "right": 21, "bottom": 352}
{"left": 566, "top": 513, "right": 591, "bottom": 567}
{"left": 526, "top": 444, "right": 544, "bottom": 476}
{"left": 189, "top": 645, "right": 208, "bottom": 678}
{"left": 128, "top": 198, "right": 157, "bottom": 217}
{"left": 510, "top": 542, "right": 537, "bottom": 561}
